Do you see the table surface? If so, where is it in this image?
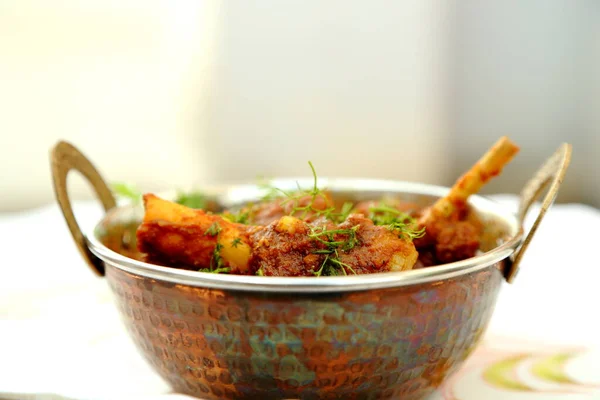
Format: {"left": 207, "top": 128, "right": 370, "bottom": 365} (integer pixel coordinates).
{"left": 1, "top": 196, "right": 599, "bottom": 400}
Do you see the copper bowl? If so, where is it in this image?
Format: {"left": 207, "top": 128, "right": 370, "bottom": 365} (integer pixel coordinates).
{"left": 51, "top": 142, "right": 571, "bottom": 400}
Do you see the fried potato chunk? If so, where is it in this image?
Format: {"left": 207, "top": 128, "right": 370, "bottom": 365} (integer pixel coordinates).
{"left": 137, "top": 194, "right": 252, "bottom": 273}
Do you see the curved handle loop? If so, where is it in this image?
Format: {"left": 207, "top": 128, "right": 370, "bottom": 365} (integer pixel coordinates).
{"left": 51, "top": 141, "right": 116, "bottom": 276}
{"left": 505, "top": 143, "right": 572, "bottom": 283}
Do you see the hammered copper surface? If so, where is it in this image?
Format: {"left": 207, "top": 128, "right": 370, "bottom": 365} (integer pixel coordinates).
{"left": 106, "top": 263, "right": 503, "bottom": 400}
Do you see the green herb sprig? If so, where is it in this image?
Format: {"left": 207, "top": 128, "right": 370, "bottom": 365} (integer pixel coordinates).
{"left": 111, "top": 182, "right": 142, "bottom": 204}
{"left": 222, "top": 209, "right": 251, "bottom": 224}
{"left": 308, "top": 225, "right": 360, "bottom": 276}
{"left": 260, "top": 162, "right": 342, "bottom": 221}
{"left": 199, "top": 222, "right": 230, "bottom": 274}
{"left": 111, "top": 182, "right": 207, "bottom": 210}
{"left": 329, "top": 201, "right": 354, "bottom": 224}
{"left": 175, "top": 191, "right": 207, "bottom": 209}
{"left": 368, "top": 204, "right": 425, "bottom": 240}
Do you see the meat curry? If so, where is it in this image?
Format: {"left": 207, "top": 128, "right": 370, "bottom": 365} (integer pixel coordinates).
{"left": 136, "top": 137, "right": 519, "bottom": 277}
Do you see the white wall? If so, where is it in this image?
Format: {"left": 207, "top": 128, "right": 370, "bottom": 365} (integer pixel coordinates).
{"left": 0, "top": 1, "right": 452, "bottom": 211}
{"left": 0, "top": 1, "right": 219, "bottom": 211}
{"left": 449, "top": 0, "right": 600, "bottom": 204}
{"left": 2, "top": 1, "right": 597, "bottom": 211}
{"left": 207, "top": 1, "right": 452, "bottom": 184}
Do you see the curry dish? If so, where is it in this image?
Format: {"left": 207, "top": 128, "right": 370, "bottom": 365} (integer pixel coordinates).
{"left": 136, "top": 137, "right": 519, "bottom": 277}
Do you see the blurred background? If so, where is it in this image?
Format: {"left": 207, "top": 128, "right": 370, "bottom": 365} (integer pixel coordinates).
{"left": 0, "top": 0, "right": 598, "bottom": 211}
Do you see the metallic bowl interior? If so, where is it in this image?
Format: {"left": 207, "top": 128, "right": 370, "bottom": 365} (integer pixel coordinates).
{"left": 87, "top": 179, "right": 522, "bottom": 400}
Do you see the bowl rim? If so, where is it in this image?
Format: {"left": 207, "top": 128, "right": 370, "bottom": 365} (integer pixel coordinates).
{"left": 86, "top": 178, "right": 523, "bottom": 293}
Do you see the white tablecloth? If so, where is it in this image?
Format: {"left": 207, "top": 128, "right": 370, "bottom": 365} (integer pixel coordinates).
{"left": 1, "top": 197, "right": 599, "bottom": 400}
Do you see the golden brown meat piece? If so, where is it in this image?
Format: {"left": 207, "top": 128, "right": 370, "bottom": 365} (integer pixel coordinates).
{"left": 338, "top": 215, "right": 418, "bottom": 274}
{"left": 251, "top": 214, "right": 418, "bottom": 276}
{"left": 415, "top": 136, "right": 519, "bottom": 263}
{"left": 434, "top": 220, "right": 481, "bottom": 263}
{"left": 412, "top": 203, "right": 484, "bottom": 264}
{"left": 248, "top": 216, "right": 318, "bottom": 276}
{"left": 136, "top": 195, "right": 418, "bottom": 276}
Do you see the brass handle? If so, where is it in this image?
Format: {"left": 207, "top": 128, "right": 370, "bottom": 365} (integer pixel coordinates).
{"left": 50, "top": 141, "right": 116, "bottom": 276}
{"left": 505, "top": 143, "right": 572, "bottom": 283}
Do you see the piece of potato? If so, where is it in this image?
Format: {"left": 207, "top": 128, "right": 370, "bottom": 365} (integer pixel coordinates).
{"left": 137, "top": 194, "right": 252, "bottom": 273}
